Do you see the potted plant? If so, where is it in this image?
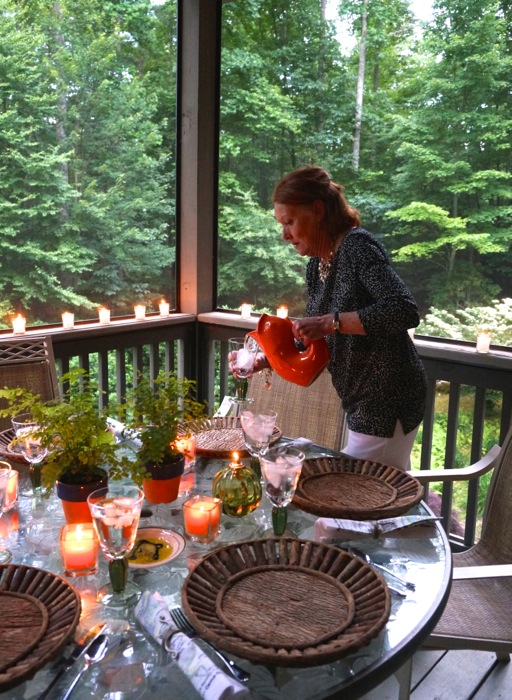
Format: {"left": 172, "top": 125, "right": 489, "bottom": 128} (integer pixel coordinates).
{"left": 119, "top": 371, "right": 206, "bottom": 504}
{"left": 0, "top": 369, "right": 130, "bottom": 523}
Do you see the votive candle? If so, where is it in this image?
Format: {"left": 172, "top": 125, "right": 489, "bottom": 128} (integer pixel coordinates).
{"left": 159, "top": 299, "right": 170, "bottom": 317}
{"left": 476, "top": 332, "right": 491, "bottom": 353}
{"left": 276, "top": 305, "right": 288, "bottom": 319}
{"left": 98, "top": 307, "right": 110, "bottom": 325}
{"left": 241, "top": 303, "right": 252, "bottom": 319}
{"left": 62, "top": 312, "right": 75, "bottom": 329}
{"left": 60, "top": 523, "right": 99, "bottom": 577}
{"left": 5, "top": 469, "right": 18, "bottom": 511}
{"left": 183, "top": 495, "right": 222, "bottom": 544}
{"left": 134, "top": 304, "right": 146, "bottom": 320}
{"left": 12, "top": 314, "right": 26, "bottom": 335}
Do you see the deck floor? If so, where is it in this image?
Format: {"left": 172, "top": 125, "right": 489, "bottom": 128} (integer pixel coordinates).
{"left": 358, "top": 649, "right": 512, "bottom": 699}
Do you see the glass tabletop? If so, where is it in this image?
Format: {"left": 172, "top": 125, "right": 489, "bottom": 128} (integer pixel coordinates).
{"left": 0, "top": 443, "right": 451, "bottom": 700}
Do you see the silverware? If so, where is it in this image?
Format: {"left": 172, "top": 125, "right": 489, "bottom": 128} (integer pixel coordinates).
{"left": 169, "top": 607, "right": 250, "bottom": 684}
{"left": 37, "top": 622, "right": 106, "bottom": 700}
{"left": 61, "top": 634, "right": 109, "bottom": 700}
{"left": 349, "top": 546, "right": 415, "bottom": 591}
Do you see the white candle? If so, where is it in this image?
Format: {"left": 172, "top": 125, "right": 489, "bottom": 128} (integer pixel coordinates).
{"left": 134, "top": 304, "right": 146, "bottom": 320}
{"left": 276, "top": 305, "right": 288, "bottom": 318}
{"left": 241, "top": 303, "right": 252, "bottom": 319}
{"left": 12, "top": 314, "right": 26, "bottom": 335}
{"left": 159, "top": 299, "right": 170, "bottom": 317}
{"left": 62, "top": 312, "right": 74, "bottom": 329}
{"left": 476, "top": 332, "right": 491, "bottom": 353}
{"left": 98, "top": 307, "right": 110, "bottom": 325}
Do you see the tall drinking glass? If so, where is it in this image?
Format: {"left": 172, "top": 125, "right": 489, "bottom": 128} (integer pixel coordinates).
{"left": 12, "top": 414, "right": 48, "bottom": 501}
{"left": 0, "top": 465, "right": 12, "bottom": 564}
{"left": 260, "top": 446, "right": 305, "bottom": 536}
{"left": 240, "top": 408, "right": 278, "bottom": 478}
{"left": 228, "top": 336, "right": 259, "bottom": 404}
{"left": 88, "top": 483, "right": 144, "bottom": 607}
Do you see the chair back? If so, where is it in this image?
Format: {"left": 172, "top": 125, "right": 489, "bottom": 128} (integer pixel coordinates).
{"left": 0, "top": 337, "right": 59, "bottom": 433}
{"left": 478, "top": 422, "right": 512, "bottom": 561}
{"left": 246, "top": 368, "right": 347, "bottom": 451}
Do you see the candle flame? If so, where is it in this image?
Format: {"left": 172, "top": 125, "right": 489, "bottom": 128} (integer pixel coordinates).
{"left": 75, "top": 524, "right": 83, "bottom": 541}
{"left": 233, "top": 451, "right": 239, "bottom": 462}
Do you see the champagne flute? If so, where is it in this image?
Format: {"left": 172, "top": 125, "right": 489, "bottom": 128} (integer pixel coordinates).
{"left": 228, "top": 336, "right": 259, "bottom": 404}
{"left": 240, "top": 408, "right": 278, "bottom": 479}
{"left": 12, "top": 414, "right": 48, "bottom": 501}
{"left": 260, "top": 446, "right": 305, "bottom": 536}
{"left": 0, "top": 465, "right": 12, "bottom": 564}
{"left": 88, "top": 483, "right": 144, "bottom": 607}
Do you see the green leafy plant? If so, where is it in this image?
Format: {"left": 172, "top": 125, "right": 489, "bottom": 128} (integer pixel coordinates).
{"left": 0, "top": 369, "right": 127, "bottom": 488}
{"left": 120, "top": 371, "right": 207, "bottom": 470}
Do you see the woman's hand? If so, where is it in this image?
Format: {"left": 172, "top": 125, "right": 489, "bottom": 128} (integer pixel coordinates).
{"left": 292, "top": 316, "right": 333, "bottom": 346}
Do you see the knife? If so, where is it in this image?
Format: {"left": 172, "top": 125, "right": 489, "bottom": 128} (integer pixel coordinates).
{"left": 37, "top": 622, "right": 106, "bottom": 700}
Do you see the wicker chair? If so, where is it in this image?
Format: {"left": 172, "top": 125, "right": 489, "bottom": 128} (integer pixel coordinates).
{"left": 411, "top": 422, "right": 512, "bottom": 659}
{"left": 245, "top": 368, "right": 347, "bottom": 451}
{"left": 0, "top": 336, "right": 59, "bottom": 433}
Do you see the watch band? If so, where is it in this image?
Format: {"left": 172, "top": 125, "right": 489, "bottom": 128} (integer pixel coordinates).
{"left": 332, "top": 311, "right": 340, "bottom": 333}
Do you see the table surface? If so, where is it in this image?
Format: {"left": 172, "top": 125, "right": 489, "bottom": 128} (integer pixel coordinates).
{"left": 0, "top": 442, "right": 452, "bottom": 700}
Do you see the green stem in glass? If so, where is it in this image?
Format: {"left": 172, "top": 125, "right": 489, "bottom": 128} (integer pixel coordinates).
{"left": 29, "top": 464, "right": 41, "bottom": 491}
{"left": 235, "top": 378, "right": 248, "bottom": 401}
{"left": 250, "top": 456, "right": 261, "bottom": 480}
{"left": 272, "top": 506, "right": 287, "bottom": 536}
{"left": 109, "top": 557, "right": 128, "bottom": 593}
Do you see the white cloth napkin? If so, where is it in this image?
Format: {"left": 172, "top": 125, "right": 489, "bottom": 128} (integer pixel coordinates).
{"left": 314, "top": 514, "right": 440, "bottom": 542}
{"left": 135, "top": 591, "right": 250, "bottom": 700}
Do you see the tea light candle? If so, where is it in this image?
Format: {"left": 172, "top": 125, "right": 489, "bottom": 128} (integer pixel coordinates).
{"left": 12, "top": 314, "right": 26, "bottom": 335}
{"left": 476, "top": 332, "right": 491, "bottom": 353}
{"left": 183, "top": 495, "right": 222, "bottom": 544}
{"left": 62, "top": 312, "right": 75, "bottom": 329}
{"left": 134, "top": 304, "right": 146, "bottom": 320}
{"left": 98, "top": 307, "right": 110, "bottom": 325}
{"left": 240, "top": 303, "right": 252, "bottom": 319}
{"left": 159, "top": 299, "right": 170, "bottom": 317}
{"left": 5, "top": 469, "right": 18, "bottom": 511}
{"left": 60, "top": 523, "right": 99, "bottom": 577}
{"left": 276, "top": 305, "right": 288, "bottom": 318}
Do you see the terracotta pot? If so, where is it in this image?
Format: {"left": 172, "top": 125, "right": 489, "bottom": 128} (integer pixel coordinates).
{"left": 143, "top": 454, "right": 185, "bottom": 504}
{"left": 56, "top": 469, "right": 109, "bottom": 524}
{"left": 248, "top": 313, "right": 330, "bottom": 387}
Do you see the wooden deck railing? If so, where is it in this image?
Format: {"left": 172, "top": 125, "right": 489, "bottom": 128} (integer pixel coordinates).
{"left": 2, "top": 311, "right": 511, "bottom": 548}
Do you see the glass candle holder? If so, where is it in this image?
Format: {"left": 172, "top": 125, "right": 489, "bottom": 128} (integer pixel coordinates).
{"left": 60, "top": 523, "right": 99, "bottom": 577}
{"left": 183, "top": 495, "right": 222, "bottom": 544}
{"left": 5, "top": 469, "right": 18, "bottom": 511}
{"left": 240, "top": 303, "right": 252, "bottom": 319}
{"left": 134, "top": 304, "right": 146, "bottom": 320}
{"left": 476, "top": 332, "right": 491, "bottom": 353}
{"left": 12, "top": 314, "right": 26, "bottom": 335}
{"left": 276, "top": 305, "right": 288, "bottom": 318}
{"left": 62, "top": 312, "right": 75, "bottom": 329}
{"left": 159, "top": 299, "right": 170, "bottom": 317}
{"left": 98, "top": 307, "right": 111, "bottom": 325}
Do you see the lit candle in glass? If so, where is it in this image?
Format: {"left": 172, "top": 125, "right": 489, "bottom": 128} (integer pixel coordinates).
{"left": 159, "top": 299, "right": 170, "bottom": 317}
{"left": 276, "top": 305, "right": 288, "bottom": 318}
{"left": 12, "top": 314, "right": 26, "bottom": 335}
{"left": 60, "top": 523, "right": 99, "bottom": 577}
{"left": 98, "top": 307, "right": 110, "bottom": 325}
{"left": 5, "top": 469, "right": 18, "bottom": 511}
{"left": 62, "top": 312, "right": 75, "bottom": 329}
{"left": 476, "top": 332, "right": 491, "bottom": 353}
{"left": 182, "top": 495, "right": 222, "bottom": 544}
{"left": 241, "top": 303, "right": 252, "bottom": 319}
{"left": 134, "top": 304, "right": 146, "bottom": 320}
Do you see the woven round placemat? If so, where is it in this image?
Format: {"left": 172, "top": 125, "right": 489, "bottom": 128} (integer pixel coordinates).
{"left": 0, "top": 564, "right": 81, "bottom": 692}
{"left": 182, "top": 537, "right": 390, "bottom": 667}
{"left": 178, "top": 416, "right": 281, "bottom": 458}
{"left": 292, "top": 456, "right": 424, "bottom": 519}
{"left": 0, "top": 591, "right": 49, "bottom": 674}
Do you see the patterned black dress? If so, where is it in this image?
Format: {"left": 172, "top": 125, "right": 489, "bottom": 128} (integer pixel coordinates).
{"left": 306, "top": 227, "right": 427, "bottom": 438}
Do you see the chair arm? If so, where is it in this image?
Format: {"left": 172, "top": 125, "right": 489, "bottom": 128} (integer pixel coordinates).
{"left": 452, "top": 563, "right": 512, "bottom": 580}
{"left": 406, "top": 443, "right": 501, "bottom": 483}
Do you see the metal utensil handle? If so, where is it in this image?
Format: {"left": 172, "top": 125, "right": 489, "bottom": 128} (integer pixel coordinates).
{"left": 60, "top": 664, "right": 87, "bottom": 700}
{"left": 37, "top": 662, "right": 72, "bottom": 700}
{"left": 372, "top": 561, "right": 416, "bottom": 590}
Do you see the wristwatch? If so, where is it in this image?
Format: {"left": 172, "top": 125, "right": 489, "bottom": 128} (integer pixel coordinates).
{"left": 332, "top": 311, "right": 341, "bottom": 333}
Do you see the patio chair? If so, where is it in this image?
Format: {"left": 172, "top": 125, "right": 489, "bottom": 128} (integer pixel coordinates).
{"left": 0, "top": 336, "right": 59, "bottom": 433}
{"left": 246, "top": 368, "right": 347, "bottom": 451}
{"left": 410, "top": 422, "right": 512, "bottom": 659}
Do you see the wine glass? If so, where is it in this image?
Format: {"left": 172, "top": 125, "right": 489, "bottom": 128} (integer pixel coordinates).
{"left": 0, "top": 465, "right": 12, "bottom": 564}
{"left": 228, "top": 336, "right": 260, "bottom": 404}
{"left": 260, "top": 446, "right": 305, "bottom": 536}
{"left": 12, "top": 414, "right": 48, "bottom": 501}
{"left": 240, "top": 408, "right": 278, "bottom": 479}
{"left": 87, "top": 483, "right": 144, "bottom": 607}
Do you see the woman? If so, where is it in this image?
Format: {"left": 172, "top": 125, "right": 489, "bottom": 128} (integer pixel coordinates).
{"left": 271, "top": 165, "right": 427, "bottom": 470}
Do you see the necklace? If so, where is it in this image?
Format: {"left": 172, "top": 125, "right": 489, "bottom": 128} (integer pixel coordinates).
{"left": 318, "top": 248, "right": 335, "bottom": 283}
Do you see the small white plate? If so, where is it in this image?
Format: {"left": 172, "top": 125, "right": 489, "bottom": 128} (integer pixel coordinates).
{"left": 128, "top": 527, "right": 186, "bottom": 568}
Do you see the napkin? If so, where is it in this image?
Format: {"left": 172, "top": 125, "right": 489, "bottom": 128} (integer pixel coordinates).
{"left": 314, "top": 514, "right": 440, "bottom": 542}
{"left": 284, "top": 437, "right": 313, "bottom": 450}
{"left": 135, "top": 591, "right": 250, "bottom": 700}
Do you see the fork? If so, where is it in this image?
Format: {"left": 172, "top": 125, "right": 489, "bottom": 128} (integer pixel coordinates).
{"left": 169, "top": 607, "right": 250, "bottom": 684}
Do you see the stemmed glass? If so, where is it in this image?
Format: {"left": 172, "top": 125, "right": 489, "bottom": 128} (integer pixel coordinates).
{"left": 228, "top": 336, "right": 260, "bottom": 405}
{"left": 12, "top": 414, "right": 48, "bottom": 503}
{"left": 88, "top": 483, "right": 144, "bottom": 607}
{"left": 260, "top": 446, "right": 305, "bottom": 536}
{"left": 0, "top": 465, "right": 12, "bottom": 564}
{"left": 240, "top": 408, "right": 278, "bottom": 479}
